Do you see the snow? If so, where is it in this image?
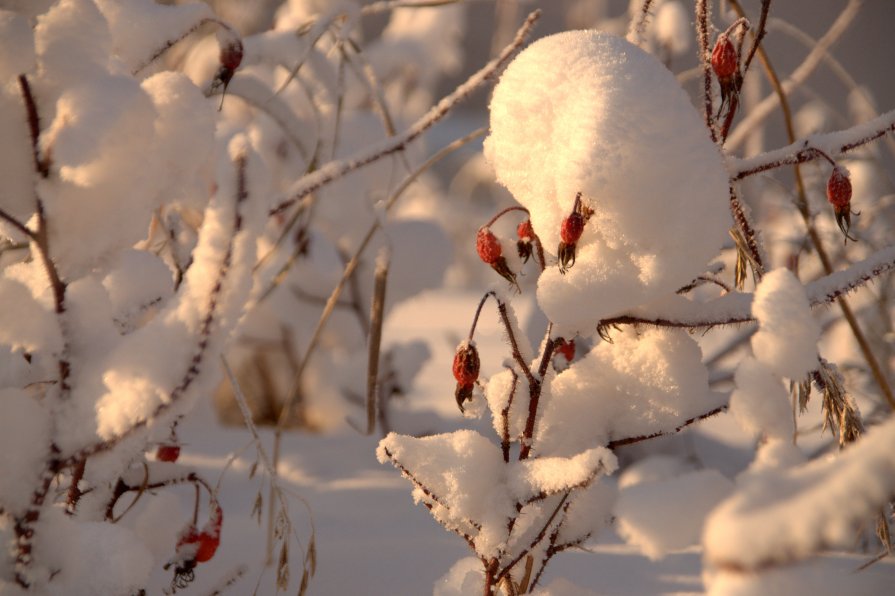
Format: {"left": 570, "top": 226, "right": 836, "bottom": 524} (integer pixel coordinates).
{"left": 729, "top": 357, "right": 793, "bottom": 440}
{"left": 615, "top": 469, "right": 733, "bottom": 560}
{"left": 3, "top": 2, "right": 895, "bottom": 594}
{"left": 751, "top": 268, "right": 820, "bottom": 380}
{"left": 34, "top": 507, "right": 154, "bottom": 595}
{"left": 654, "top": 1, "right": 691, "bottom": 56}
{"left": 703, "top": 415, "right": 895, "bottom": 570}
{"left": 0, "top": 389, "right": 51, "bottom": 515}
{"left": 485, "top": 30, "right": 729, "bottom": 333}
{"left": 536, "top": 327, "right": 718, "bottom": 455}
{"left": 0, "top": 86, "right": 38, "bottom": 226}
{"left": 94, "top": 0, "right": 213, "bottom": 75}
{"left": 34, "top": 0, "right": 111, "bottom": 90}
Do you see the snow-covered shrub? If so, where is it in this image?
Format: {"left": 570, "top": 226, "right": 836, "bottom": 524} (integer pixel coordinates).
{"left": 380, "top": 2, "right": 895, "bottom": 594}
{"left": 0, "top": 0, "right": 504, "bottom": 592}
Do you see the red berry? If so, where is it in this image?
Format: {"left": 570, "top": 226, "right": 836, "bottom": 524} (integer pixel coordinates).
{"left": 826, "top": 166, "right": 852, "bottom": 211}
{"left": 156, "top": 444, "right": 180, "bottom": 463}
{"left": 711, "top": 36, "right": 738, "bottom": 80}
{"left": 452, "top": 342, "right": 480, "bottom": 387}
{"left": 560, "top": 213, "right": 585, "bottom": 244}
{"left": 194, "top": 532, "right": 220, "bottom": 563}
{"left": 476, "top": 228, "right": 502, "bottom": 265}
{"left": 517, "top": 220, "right": 534, "bottom": 240}
{"left": 220, "top": 41, "right": 243, "bottom": 71}
{"left": 555, "top": 338, "right": 575, "bottom": 362}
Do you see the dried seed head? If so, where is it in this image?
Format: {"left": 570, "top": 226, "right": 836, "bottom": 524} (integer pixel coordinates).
{"left": 826, "top": 166, "right": 852, "bottom": 211}
{"left": 476, "top": 227, "right": 502, "bottom": 265}
{"left": 711, "top": 35, "right": 738, "bottom": 80}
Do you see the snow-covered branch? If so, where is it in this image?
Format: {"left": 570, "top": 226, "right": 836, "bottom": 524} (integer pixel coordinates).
{"left": 269, "top": 9, "right": 541, "bottom": 216}
{"left": 730, "top": 108, "right": 895, "bottom": 180}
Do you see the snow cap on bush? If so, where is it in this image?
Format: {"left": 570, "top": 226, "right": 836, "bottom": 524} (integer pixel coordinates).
{"left": 751, "top": 268, "right": 820, "bottom": 380}
{"left": 485, "top": 30, "right": 729, "bottom": 333}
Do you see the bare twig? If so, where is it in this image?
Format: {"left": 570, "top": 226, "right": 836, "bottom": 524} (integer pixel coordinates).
{"left": 269, "top": 10, "right": 541, "bottom": 216}
{"left": 365, "top": 250, "right": 389, "bottom": 435}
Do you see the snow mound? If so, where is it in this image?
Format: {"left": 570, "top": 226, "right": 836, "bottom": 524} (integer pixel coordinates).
{"left": 485, "top": 30, "right": 729, "bottom": 333}
{"left": 751, "top": 268, "right": 820, "bottom": 380}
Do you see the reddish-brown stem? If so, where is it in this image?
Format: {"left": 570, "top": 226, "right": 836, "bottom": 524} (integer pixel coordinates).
{"left": 607, "top": 404, "right": 728, "bottom": 449}
{"left": 131, "top": 17, "right": 239, "bottom": 76}
{"left": 501, "top": 368, "right": 519, "bottom": 463}
{"left": 696, "top": 0, "right": 717, "bottom": 142}
{"left": 65, "top": 458, "right": 86, "bottom": 513}
{"left": 17, "top": 75, "right": 49, "bottom": 179}
{"left": 496, "top": 492, "right": 570, "bottom": 584}
{"left": 740, "top": 0, "right": 772, "bottom": 76}
{"left": 484, "top": 206, "right": 530, "bottom": 229}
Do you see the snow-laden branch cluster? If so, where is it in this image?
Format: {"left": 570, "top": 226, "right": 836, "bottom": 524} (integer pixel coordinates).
{"left": 0, "top": 0, "right": 505, "bottom": 592}
{"left": 379, "top": 6, "right": 895, "bottom": 594}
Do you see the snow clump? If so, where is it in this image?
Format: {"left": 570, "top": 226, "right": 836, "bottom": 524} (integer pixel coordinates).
{"left": 485, "top": 30, "right": 729, "bottom": 334}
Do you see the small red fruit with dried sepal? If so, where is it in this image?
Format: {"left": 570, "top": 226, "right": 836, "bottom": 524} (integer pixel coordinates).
{"left": 827, "top": 165, "right": 857, "bottom": 242}
{"left": 452, "top": 341, "right": 480, "bottom": 412}
{"left": 477, "top": 227, "right": 519, "bottom": 288}
{"left": 516, "top": 219, "right": 535, "bottom": 263}
{"left": 211, "top": 37, "right": 244, "bottom": 103}
{"left": 711, "top": 34, "right": 741, "bottom": 120}
{"left": 558, "top": 192, "right": 592, "bottom": 274}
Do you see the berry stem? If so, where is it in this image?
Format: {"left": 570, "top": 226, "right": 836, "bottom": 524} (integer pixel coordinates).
{"left": 484, "top": 205, "right": 530, "bottom": 229}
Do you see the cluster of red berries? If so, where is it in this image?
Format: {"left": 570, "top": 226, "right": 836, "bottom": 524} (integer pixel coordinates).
{"left": 476, "top": 194, "right": 591, "bottom": 283}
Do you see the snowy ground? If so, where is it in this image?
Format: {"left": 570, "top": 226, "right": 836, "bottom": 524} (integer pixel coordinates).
{"left": 134, "top": 288, "right": 895, "bottom": 595}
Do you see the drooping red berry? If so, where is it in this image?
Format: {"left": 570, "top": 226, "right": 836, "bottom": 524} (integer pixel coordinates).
{"left": 219, "top": 41, "right": 243, "bottom": 71}
{"left": 156, "top": 444, "right": 181, "bottom": 463}
{"left": 826, "top": 166, "right": 852, "bottom": 211}
{"left": 452, "top": 342, "right": 480, "bottom": 411}
{"left": 560, "top": 212, "right": 585, "bottom": 244}
{"left": 452, "top": 342, "right": 480, "bottom": 387}
{"left": 477, "top": 227, "right": 519, "bottom": 288}
{"left": 476, "top": 228, "right": 502, "bottom": 264}
{"left": 711, "top": 35, "right": 738, "bottom": 80}
{"left": 195, "top": 502, "right": 223, "bottom": 563}
{"left": 517, "top": 220, "right": 534, "bottom": 241}
{"left": 827, "top": 165, "right": 857, "bottom": 242}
